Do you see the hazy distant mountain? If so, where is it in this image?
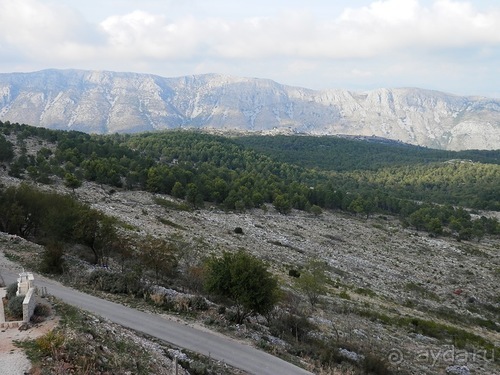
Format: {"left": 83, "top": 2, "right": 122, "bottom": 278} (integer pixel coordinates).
{"left": 0, "top": 69, "right": 499, "bottom": 150}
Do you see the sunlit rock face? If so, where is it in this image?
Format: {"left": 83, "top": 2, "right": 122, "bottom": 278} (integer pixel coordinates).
{"left": 0, "top": 69, "right": 498, "bottom": 150}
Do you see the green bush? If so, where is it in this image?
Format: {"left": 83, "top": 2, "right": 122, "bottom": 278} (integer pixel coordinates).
{"left": 40, "top": 242, "right": 65, "bottom": 274}
{"left": 339, "top": 290, "right": 351, "bottom": 300}
{"left": 89, "top": 269, "right": 129, "bottom": 294}
{"left": 188, "top": 361, "right": 208, "bottom": 375}
{"left": 362, "top": 352, "right": 392, "bottom": 375}
{"left": 35, "top": 330, "right": 65, "bottom": 357}
{"left": 189, "top": 296, "right": 209, "bottom": 311}
{"left": 319, "top": 345, "right": 344, "bottom": 367}
{"left": 88, "top": 269, "right": 147, "bottom": 297}
{"left": 204, "top": 250, "right": 279, "bottom": 323}
{"left": 34, "top": 303, "right": 52, "bottom": 317}
{"left": 6, "top": 282, "right": 18, "bottom": 299}
{"left": 288, "top": 269, "right": 301, "bottom": 278}
{"left": 269, "top": 313, "right": 316, "bottom": 343}
{"left": 8, "top": 295, "right": 25, "bottom": 319}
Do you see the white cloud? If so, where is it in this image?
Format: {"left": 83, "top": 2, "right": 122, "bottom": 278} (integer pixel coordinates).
{"left": 93, "top": 0, "right": 500, "bottom": 61}
{"left": 0, "top": 0, "right": 499, "bottom": 95}
{"left": 350, "top": 69, "right": 373, "bottom": 78}
{"left": 340, "top": 0, "right": 421, "bottom": 25}
{"left": 2, "top": 0, "right": 499, "bottom": 61}
{"left": 0, "top": 0, "right": 103, "bottom": 65}
{"left": 336, "top": 0, "right": 500, "bottom": 55}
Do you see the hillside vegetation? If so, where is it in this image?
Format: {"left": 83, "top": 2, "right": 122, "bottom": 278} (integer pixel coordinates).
{"left": 236, "top": 135, "right": 500, "bottom": 211}
{"left": 1, "top": 121, "right": 499, "bottom": 238}
{"left": 0, "top": 121, "right": 499, "bottom": 374}
{"left": 234, "top": 134, "right": 500, "bottom": 171}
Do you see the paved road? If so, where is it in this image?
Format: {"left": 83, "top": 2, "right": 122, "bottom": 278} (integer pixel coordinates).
{"left": 0, "top": 266, "right": 313, "bottom": 375}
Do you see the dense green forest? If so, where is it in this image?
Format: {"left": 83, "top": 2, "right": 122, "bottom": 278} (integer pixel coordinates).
{"left": 0, "top": 121, "right": 499, "bottom": 240}
{"left": 234, "top": 134, "right": 500, "bottom": 171}
{"left": 236, "top": 134, "right": 500, "bottom": 211}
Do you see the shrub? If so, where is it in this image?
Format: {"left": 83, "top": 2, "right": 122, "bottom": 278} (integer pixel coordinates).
{"left": 35, "top": 330, "right": 65, "bottom": 357}
{"left": 288, "top": 269, "right": 301, "bottom": 278}
{"left": 88, "top": 269, "right": 145, "bottom": 295}
{"left": 189, "top": 296, "right": 209, "bottom": 311}
{"left": 217, "top": 306, "right": 226, "bottom": 315}
{"left": 362, "top": 352, "right": 392, "bottom": 375}
{"left": 234, "top": 227, "right": 244, "bottom": 234}
{"left": 319, "top": 345, "right": 344, "bottom": 367}
{"left": 189, "top": 361, "right": 208, "bottom": 375}
{"left": 40, "top": 241, "right": 65, "bottom": 274}
{"left": 204, "top": 250, "right": 279, "bottom": 323}
{"left": 174, "top": 295, "right": 191, "bottom": 312}
{"left": 224, "top": 309, "right": 239, "bottom": 323}
{"left": 295, "top": 259, "right": 328, "bottom": 307}
{"left": 34, "top": 303, "right": 52, "bottom": 317}
{"left": 269, "top": 312, "right": 316, "bottom": 343}
{"left": 310, "top": 205, "right": 323, "bottom": 216}
{"left": 8, "top": 295, "right": 25, "bottom": 319}
{"left": 355, "top": 287, "right": 377, "bottom": 297}
{"left": 185, "top": 265, "right": 205, "bottom": 293}
{"left": 149, "top": 293, "right": 165, "bottom": 306}
{"left": 339, "top": 290, "right": 351, "bottom": 300}
{"left": 6, "top": 283, "right": 18, "bottom": 299}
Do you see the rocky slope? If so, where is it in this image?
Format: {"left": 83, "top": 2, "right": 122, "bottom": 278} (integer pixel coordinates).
{"left": 0, "top": 69, "right": 499, "bottom": 150}
{"left": 1, "top": 169, "right": 499, "bottom": 374}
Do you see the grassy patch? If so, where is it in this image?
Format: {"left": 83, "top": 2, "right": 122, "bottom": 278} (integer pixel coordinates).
{"left": 3, "top": 251, "right": 21, "bottom": 262}
{"left": 404, "top": 281, "right": 440, "bottom": 301}
{"left": 156, "top": 216, "right": 186, "bottom": 230}
{"left": 153, "top": 197, "right": 191, "bottom": 211}
{"left": 459, "top": 245, "right": 490, "bottom": 258}
{"left": 434, "top": 305, "right": 500, "bottom": 332}
{"left": 268, "top": 240, "right": 303, "bottom": 253}
{"left": 339, "top": 290, "right": 351, "bottom": 300}
{"left": 357, "top": 307, "right": 499, "bottom": 361}
{"left": 355, "top": 287, "right": 377, "bottom": 298}
{"left": 117, "top": 220, "right": 137, "bottom": 231}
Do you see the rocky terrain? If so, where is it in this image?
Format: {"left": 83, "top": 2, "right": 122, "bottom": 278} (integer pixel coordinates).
{"left": 0, "top": 231, "right": 245, "bottom": 375}
{"left": 1, "top": 167, "right": 498, "bottom": 374}
{"left": 81, "top": 187, "right": 500, "bottom": 375}
{"left": 1, "top": 69, "right": 499, "bottom": 150}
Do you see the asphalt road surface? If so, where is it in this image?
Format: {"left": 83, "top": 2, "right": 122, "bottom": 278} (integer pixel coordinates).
{"left": 0, "top": 266, "right": 313, "bottom": 375}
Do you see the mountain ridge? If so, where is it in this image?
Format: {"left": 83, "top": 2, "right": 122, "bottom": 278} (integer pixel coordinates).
{"left": 0, "top": 69, "right": 499, "bottom": 150}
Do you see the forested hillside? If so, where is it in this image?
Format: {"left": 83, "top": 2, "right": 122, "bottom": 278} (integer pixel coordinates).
{"left": 236, "top": 135, "right": 500, "bottom": 211}
{"left": 1, "top": 121, "right": 500, "bottom": 375}
{"left": 1, "top": 121, "right": 499, "bottom": 239}
{"left": 235, "top": 134, "right": 500, "bottom": 171}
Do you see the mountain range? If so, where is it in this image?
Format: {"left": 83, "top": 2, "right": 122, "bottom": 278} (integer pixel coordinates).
{"left": 0, "top": 69, "right": 499, "bottom": 150}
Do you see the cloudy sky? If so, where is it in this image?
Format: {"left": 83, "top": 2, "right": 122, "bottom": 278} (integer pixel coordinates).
{"left": 1, "top": 0, "right": 499, "bottom": 97}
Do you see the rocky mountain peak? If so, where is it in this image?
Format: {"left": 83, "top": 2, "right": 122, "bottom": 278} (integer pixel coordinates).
{"left": 0, "top": 69, "right": 498, "bottom": 150}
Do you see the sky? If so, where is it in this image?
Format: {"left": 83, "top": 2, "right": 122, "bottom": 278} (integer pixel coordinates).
{"left": 0, "top": 0, "right": 499, "bottom": 98}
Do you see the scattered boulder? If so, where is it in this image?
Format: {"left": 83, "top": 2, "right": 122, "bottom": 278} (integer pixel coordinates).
{"left": 339, "top": 348, "right": 364, "bottom": 363}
